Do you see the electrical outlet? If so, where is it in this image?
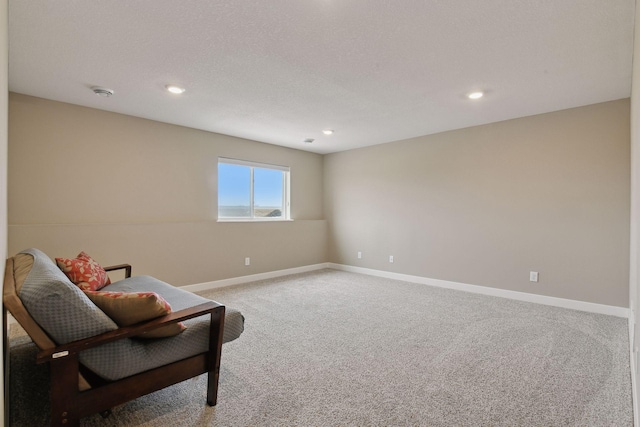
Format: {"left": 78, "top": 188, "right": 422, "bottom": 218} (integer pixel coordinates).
{"left": 529, "top": 271, "right": 539, "bottom": 282}
{"left": 389, "top": 255, "right": 394, "bottom": 263}
{"left": 357, "top": 251, "right": 362, "bottom": 259}
{"left": 245, "top": 257, "right": 250, "bottom": 266}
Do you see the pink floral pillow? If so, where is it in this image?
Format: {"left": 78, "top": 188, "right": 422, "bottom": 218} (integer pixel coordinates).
{"left": 84, "top": 290, "right": 186, "bottom": 338}
{"left": 55, "top": 251, "right": 111, "bottom": 291}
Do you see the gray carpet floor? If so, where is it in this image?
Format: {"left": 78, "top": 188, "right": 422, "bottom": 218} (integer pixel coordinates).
{"left": 9, "top": 269, "right": 633, "bottom": 426}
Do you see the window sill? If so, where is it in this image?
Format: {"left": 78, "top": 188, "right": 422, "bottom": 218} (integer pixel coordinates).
{"left": 217, "top": 219, "right": 294, "bottom": 223}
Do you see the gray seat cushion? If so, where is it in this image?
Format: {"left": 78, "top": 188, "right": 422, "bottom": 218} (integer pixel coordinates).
{"left": 106, "top": 276, "right": 245, "bottom": 346}
{"left": 18, "top": 248, "right": 244, "bottom": 381}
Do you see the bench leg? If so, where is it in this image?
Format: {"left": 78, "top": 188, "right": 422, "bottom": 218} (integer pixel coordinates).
{"left": 207, "top": 307, "right": 225, "bottom": 406}
{"left": 207, "top": 370, "right": 218, "bottom": 406}
{"left": 50, "top": 354, "right": 80, "bottom": 427}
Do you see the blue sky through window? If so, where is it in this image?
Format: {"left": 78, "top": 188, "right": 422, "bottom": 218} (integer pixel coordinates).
{"left": 218, "top": 163, "right": 250, "bottom": 207}
{"left": 218, "top": 163, "right": 284, "bottom": 208}
{"left": 254, "top": 168, "right": 283, "bottom": 207}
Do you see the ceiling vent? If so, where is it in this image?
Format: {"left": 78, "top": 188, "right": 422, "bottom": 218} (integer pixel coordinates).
{"left": 304, "top": 138, "right": 315, "bottom": 144}
{"left": 91, "top": 86, "right": 114, "bottom": 97}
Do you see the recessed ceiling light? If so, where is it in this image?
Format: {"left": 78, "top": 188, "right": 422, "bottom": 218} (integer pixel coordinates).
{"left": 304, "top": 138, "right": 315, "bottom": 144}
{"left": 91, "top": 86, "right": 114, "bottom": 97}
{"left": 166, "top": 85, "right": 186, "bottom": 94}
{"left": 322, "top": 129, "right": 334, "bottom": 135}
{"left": 468, "top": 91, "right": 484, "bottom": 100}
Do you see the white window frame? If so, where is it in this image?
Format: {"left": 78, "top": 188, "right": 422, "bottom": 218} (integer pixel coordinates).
{"left": 217, "top": 157, "right": 291, "bottom": 222}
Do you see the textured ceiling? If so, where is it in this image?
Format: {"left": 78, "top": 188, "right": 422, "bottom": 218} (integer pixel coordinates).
{"left": 8, "top": 1, "right": 635, "bottom": 154}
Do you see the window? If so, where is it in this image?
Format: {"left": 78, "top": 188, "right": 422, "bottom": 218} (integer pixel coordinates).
{"left": 218, "top": 158, "right": 290, "bottom": 221}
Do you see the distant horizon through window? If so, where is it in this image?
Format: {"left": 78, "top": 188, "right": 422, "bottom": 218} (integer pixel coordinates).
{"left": 218, "top": 158, "right": 290, "bottom": 220}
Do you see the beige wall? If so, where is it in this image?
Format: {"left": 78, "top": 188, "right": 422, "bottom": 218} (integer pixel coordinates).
{"left": 7, "top": 95, "right": 632, "bottom": 307}
{"left": 8, "top": 93, "right": 326, "bottom": 286}
{"left": 325, "top": 99, "right": 630, "bottom": 307}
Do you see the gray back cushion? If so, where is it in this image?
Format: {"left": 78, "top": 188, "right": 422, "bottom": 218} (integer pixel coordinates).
{"left": 17, "top": 248, "right": 118, "bottom": 344}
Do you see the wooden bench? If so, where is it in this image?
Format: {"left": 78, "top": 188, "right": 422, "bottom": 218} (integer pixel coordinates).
{"left": 3, "top": 255, "right": 225, "bottom": 427}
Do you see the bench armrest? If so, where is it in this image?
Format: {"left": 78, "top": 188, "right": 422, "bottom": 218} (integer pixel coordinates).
{"left": 103, "top": 264, "right": 132, "bottom": 278}
{"left": 36, "top": 301, "right": 223, "bottom": 364}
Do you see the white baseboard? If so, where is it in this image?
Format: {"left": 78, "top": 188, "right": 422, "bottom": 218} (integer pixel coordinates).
{"left": 327, "top": 263, "right": 631, "bottom": 318}
{"left": 629, "top": 315, "right": 639, "bottom": 427}
{"left": 182, "top": 261, "right": 630, "bottom": 319}
{"left": 181, "top": 263, "right": 331, "bottom": 293}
